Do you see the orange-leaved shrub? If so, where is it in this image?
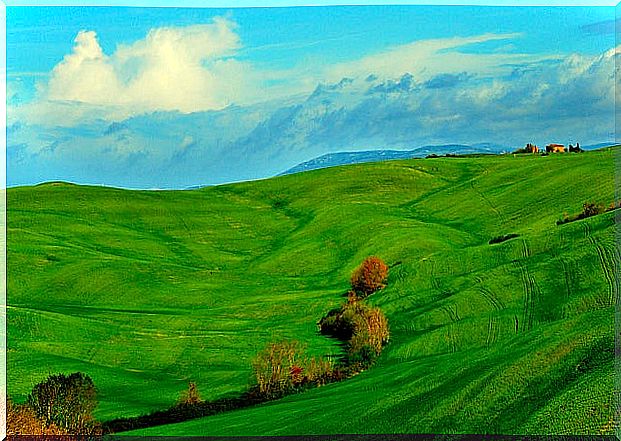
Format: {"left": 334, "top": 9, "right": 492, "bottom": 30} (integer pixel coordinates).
{"left": 7, "top": 398, "right": 68, "bottom": 436}
{"left": 350, "top": 256, "right": 389, "bottom": 297}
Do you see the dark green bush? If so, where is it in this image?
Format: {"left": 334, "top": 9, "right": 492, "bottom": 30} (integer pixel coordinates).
{"left": 489, "top": 233, "right": 519, "bottom": 244}
{"left": 319, "top": 297, "right": 389, "bottom": 367}
{"left": 581, "top": 202, "right": 605, "bottom": 218}
{"left": 346, "top": 341, "right": 378, "bottom": 369}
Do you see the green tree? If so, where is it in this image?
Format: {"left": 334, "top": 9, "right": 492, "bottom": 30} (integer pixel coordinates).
{"left": 27, "top": 372, "right": 99, "bottom": 434}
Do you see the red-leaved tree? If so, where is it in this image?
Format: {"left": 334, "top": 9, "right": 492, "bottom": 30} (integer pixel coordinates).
{"left": 350, "top": 256, "right": 389, "bottom": 297}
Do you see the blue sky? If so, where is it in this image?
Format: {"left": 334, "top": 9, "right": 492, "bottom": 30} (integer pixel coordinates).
{"left": 7, "top": 6, "right": 615, "bottom": 84}
{"left": 6, "top": 3, "right": 618, "bottom": 188}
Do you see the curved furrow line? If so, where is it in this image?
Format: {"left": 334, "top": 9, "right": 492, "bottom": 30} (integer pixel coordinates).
{"left": 557, "top": 227, "right": 573, "bottom": 306}
{"left": 583, "top": 222, "right": 616, "bottom": 307}
{"left": 513, "top": 259, "right": 533, "bottom": 333}
{"left": 582, "top": 221, "right": 592, "bottom": 238}
{"left": 594, "top": 242, "right": 614, "bottom": 306}
{"left": 596, "top": 241, "right": 618, "bottom": 306}
{"left": 560, "top": 258, "right": 573, "bottom": 302}
{"left": 469, "top": 164, "right": 506, "bottom": 224}
{"left": 528, "top": 275, "right": 542, "bottom": 330}
{"left": 441, "top": 306, "right": 458, "bottom": 353}
{"left": 474, "top": 275, "right": 500, "bottom": 347}
{"left": 518, "top": 238, "right": 540, "bottom": 330}
{"left": 474, "top": 276, "right": 505, "bottom": 311}
{"left": 429, "top": 260, "right": 441, "bottom": 293}
{"left": 521, "top": 238, "right": 531, "bottom": 259}
{"left": 611, "top": 244, "right": 621, "bottom": 306}
{"left": 482, "top": 286, "right": 505, "bottom": 311}
{"left": 485, "top": 316, "right": 493, "bottom": 348}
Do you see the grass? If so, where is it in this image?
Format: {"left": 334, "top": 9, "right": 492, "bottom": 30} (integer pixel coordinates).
{"left": 7, "top": 147, "right": 618, "bottom": 435}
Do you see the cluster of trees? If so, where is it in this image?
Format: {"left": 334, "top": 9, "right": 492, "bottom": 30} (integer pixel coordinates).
{"left": 557, "top": 200, "right": 620, "bottom": 225}
{"left": 177, "top": 381, "right": 202, "bottom": 406}
{"left": 251, "top": 256, "right": 391, "bottom": 398}
{"left": 324, "top": 256, "right": 390, "bottom": 369}
{"left": 7, "top": 372, "right": 101, "bottom": 436}
{"left": 7, "top": 399, "right": 68, "bottom": 436}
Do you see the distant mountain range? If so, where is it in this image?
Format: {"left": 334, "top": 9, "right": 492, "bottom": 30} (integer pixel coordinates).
{"left": 279, "top": 143, "right": 506, "bottom": 176}
{"left": 279, "top": 142, "right": 617, "bottom": 176}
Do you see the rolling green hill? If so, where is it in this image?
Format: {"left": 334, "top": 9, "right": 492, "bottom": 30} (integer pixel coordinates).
{"left": 8, "top": 148, "right": 618, "bottom": 435}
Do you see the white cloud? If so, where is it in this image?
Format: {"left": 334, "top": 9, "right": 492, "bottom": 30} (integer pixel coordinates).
{"left": 18, "top": 29, "right": 555, "bottom": 127}
{"left": 47, "top": 30, "right": 121, "bottom": 105}
{"left": 325, "top": 33, "right": 560, "bottom": 83}
{"left": 17, "top": 17, "right": 261, "bottom": 125}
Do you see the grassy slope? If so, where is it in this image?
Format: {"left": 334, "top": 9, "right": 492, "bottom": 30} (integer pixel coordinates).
{"left": 8, "top": 148, "right": 618, "bottom": 435}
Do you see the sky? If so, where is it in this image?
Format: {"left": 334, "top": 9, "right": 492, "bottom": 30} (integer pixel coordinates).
{"left": 6, "top": 3, "right": 619, "bottom": 188}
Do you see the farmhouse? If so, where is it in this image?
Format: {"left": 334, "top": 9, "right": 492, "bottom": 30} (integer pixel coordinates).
{"left": 546, "top": 143, "right": 565, "bottom": 153}
{"left": 524, "top": 143, "right": 539, "bottom": 153}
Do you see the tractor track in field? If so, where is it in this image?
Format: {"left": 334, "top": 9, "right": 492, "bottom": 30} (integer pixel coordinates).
{"left": 469, "top": 165, "right": 506, "bottom": 224}
{"left": 431, "top": 260, "right": 460, "bottom": 353}
{"left": 485, "top": 315, "right": 499, "bottom": 348}
{"left": 474, "top": 276, "right": 503, "bottom": 347}
{"left": 429, "top": 260, "right": 442, "bottom": 293}
{"left": 440, "top": 305, "right": 459, "bottom": 353}
{"left": 474, "top": 276, "right": 506, "bottom": 311}
{"left": 556, "top": 228, "right": 574, "bottom": 301}
{"left": 513, "top": 238, "right": 539, "bottom": 332}
{"left": 583, "top": 222, "right": 619, "bottom": 306}
{"left": 560, "top": 258, "right": 574, "bottom": 302}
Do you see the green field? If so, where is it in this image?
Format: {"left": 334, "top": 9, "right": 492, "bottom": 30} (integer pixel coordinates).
{"left": 8, "top": 148, "right": 618, "bottom": 435}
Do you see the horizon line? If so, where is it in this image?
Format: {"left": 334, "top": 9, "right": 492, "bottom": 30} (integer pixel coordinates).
{"left": 7, "top": 142, "right": 618, "bottom": 192}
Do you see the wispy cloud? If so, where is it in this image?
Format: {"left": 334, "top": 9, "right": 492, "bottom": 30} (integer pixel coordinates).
{"left": 7, "top": 71, "right": 49, "bottom": 78}
{"left": 580, "top": 18, "right": 619, "bottom": 35}
{"left": 323, "top": 33, "right": 559, "bottom": 83}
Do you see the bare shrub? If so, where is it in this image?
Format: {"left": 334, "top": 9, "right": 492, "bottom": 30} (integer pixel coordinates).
{"left": 252, "top": 340, "right": 306, "bottom": 397}
{"left": 177, "top": 382, "right": 202, "bottom": 406}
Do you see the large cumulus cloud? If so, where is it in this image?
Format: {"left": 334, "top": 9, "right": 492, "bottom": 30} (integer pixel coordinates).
{"left": 12, "top": 18, "right": 260, "bottom": 125}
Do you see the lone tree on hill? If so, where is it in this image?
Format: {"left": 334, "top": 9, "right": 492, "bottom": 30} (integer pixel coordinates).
{"left": 177, "top": 382, "right": 202, "bottom": 406}
{"left": 350, "top": 256, "right": 389, "bottom": 297}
